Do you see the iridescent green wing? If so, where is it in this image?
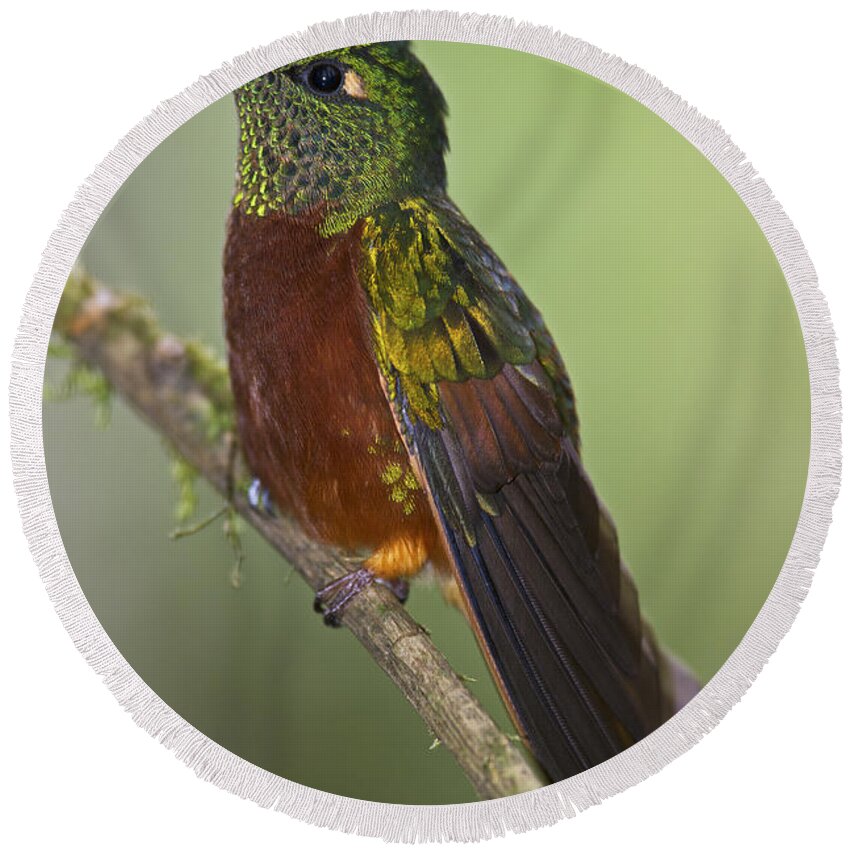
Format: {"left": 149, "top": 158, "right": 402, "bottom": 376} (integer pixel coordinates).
{"left": 359, "top": 196, "right": 675, "bottom": 782}
{"left": 361, "top": 196, "right": 579, "bottom": 440}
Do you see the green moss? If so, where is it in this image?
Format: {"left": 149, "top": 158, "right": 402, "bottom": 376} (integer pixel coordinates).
{"left": 52, "top": 268, "right": 95, "bottom": 335}
{"left": 52, "top": 269, "right": 236, "bottom": 446}
{"left": 184, "top": 340, "right": 234, "bottom": 412}
{"left": 44, "top": 359, "right": 113, "bottom": 428}
{"left": 170, "top": 453, "right": 199, "bottom": 523}
{"left": 50, "top": 269, "right": 234, "bottom": 528}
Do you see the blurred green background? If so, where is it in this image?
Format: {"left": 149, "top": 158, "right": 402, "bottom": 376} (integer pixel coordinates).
{"left": 43, "top": 42, "right": 809, "bottom": 804}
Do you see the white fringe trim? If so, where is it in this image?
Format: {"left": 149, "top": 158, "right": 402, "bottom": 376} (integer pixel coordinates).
{"left": 8, "top": 10, "right": 841, "bottom": 842}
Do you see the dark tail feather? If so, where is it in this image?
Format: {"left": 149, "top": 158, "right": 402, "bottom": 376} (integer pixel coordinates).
{"left": 404, "top": 365, "right": 699, "bottom": 782}
{"left": 432, "top": 442, "right": 693, "bottom": 782}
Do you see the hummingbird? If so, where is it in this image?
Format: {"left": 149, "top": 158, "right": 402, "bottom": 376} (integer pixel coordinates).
{"left": 223, "top": 41, "right": 699, "bottom": 784}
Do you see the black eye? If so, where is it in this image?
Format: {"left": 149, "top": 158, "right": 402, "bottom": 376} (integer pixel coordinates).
{"left": 306, "top": 62, "right": 343, "bottom": 94}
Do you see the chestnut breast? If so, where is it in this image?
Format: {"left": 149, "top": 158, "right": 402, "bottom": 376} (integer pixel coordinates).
{"left": 223, "top": 207, "right": 440, "bottom": 555}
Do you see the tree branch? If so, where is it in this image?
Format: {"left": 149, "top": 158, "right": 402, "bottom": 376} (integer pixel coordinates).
{"left": 51, "top": 270, "right": 544, "bottom": 800}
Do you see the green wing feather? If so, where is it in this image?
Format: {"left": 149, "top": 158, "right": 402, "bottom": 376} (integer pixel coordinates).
{"left": 361, "top": 196, "right": 579, "bottom": 441}
{"left": 358, "top": 195, "right": 695, "bottom": 781}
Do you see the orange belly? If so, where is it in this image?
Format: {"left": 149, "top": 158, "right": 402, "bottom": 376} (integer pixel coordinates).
{"left": 223, "top": 207, "right": 447, "bottom": 578}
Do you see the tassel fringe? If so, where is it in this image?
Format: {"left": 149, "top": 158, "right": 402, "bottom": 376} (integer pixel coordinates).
{"left": 8, "top": 10, "right": 841, "bottom": 842}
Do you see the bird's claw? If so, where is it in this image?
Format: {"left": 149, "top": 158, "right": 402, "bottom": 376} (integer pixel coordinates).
{"left": 313, "top": 569, "right": 410, "bottom": 627}
{"left": 313, "top": 568, "right": 374, "bottom": 627}
{"left": 247, "top": 477, "right": 276, "bottom": 516}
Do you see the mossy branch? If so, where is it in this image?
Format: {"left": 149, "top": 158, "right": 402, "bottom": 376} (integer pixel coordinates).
{"left": 51, "top": 269, "right": 544, "bottom": 800}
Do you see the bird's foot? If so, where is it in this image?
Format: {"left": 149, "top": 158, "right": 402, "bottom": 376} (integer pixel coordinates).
{"left": 313, "top": 569, "right": 410, "bottom": 627}
{"left": 313, "top": 568, "right": 374, "bottom": 627}
{"left": 247, "top": 477, "right": 276, "bottom": 517}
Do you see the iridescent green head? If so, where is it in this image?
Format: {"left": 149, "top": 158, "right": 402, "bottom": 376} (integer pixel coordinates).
{"left": 233, "top": 42, "right": 448, "bottom": 234}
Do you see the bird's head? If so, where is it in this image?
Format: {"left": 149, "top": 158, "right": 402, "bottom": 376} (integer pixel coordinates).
{"left": 232, "top": 42, "right": 448, "bottom": 234}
